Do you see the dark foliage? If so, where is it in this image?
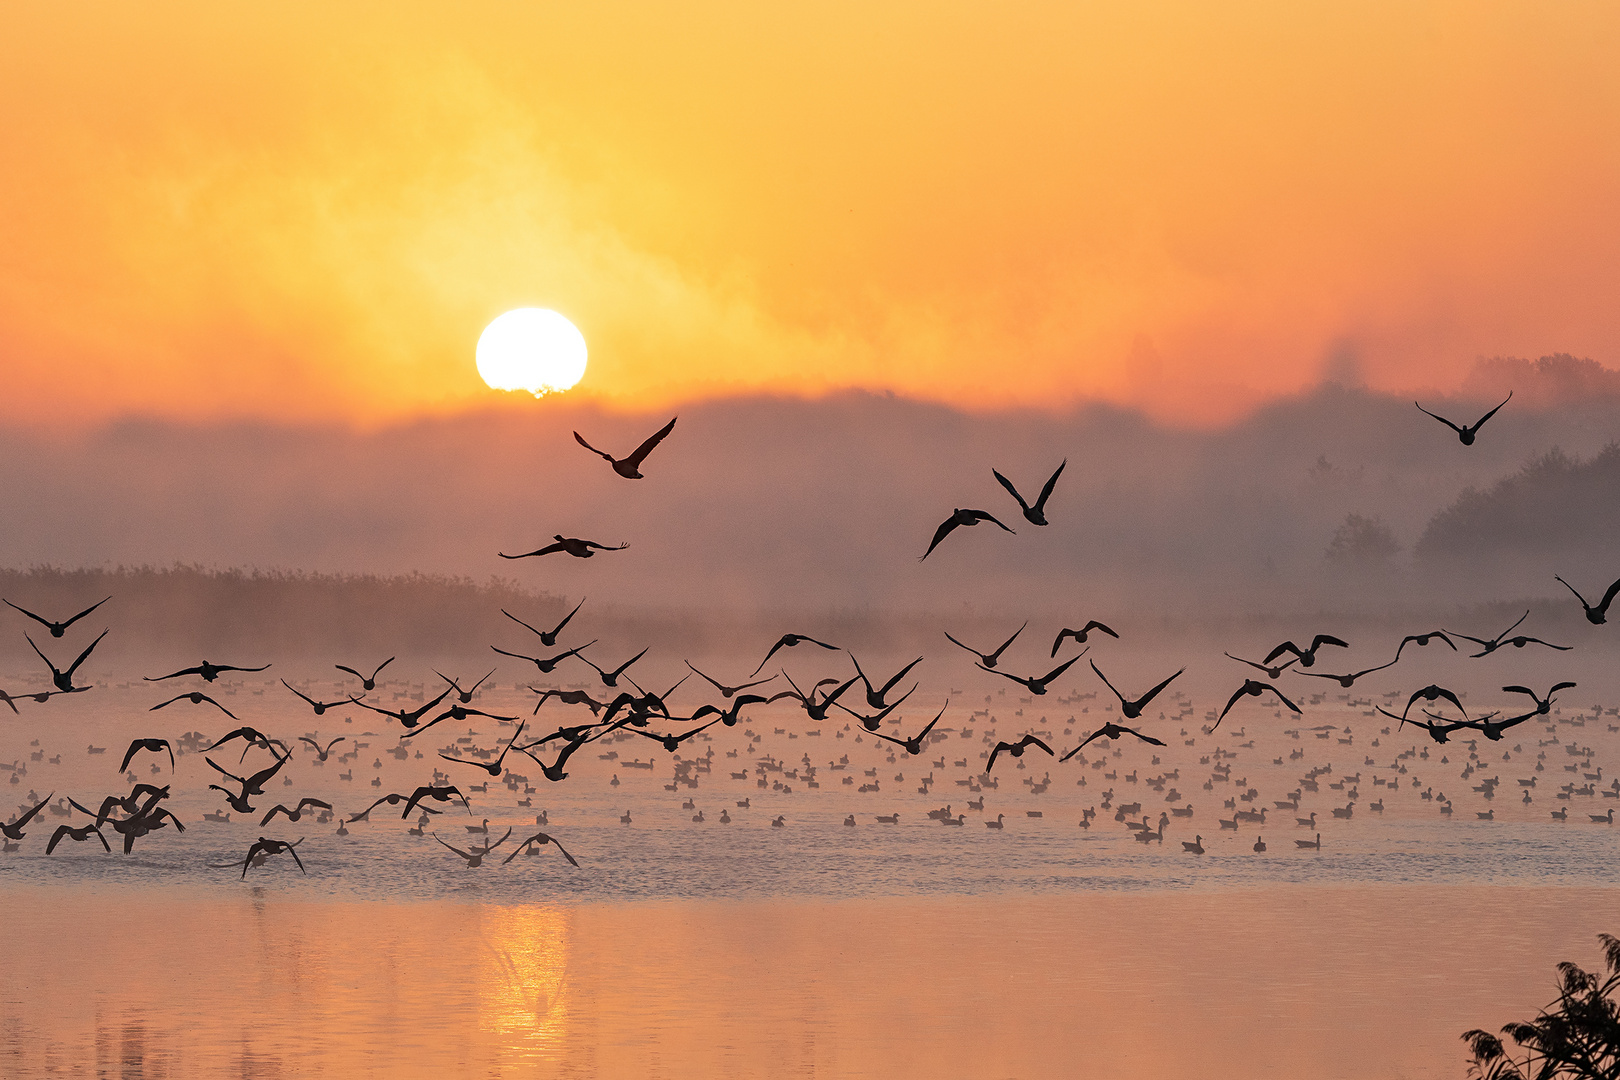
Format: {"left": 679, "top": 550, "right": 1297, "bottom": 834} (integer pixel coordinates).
{"left": 1463, "top": 934, "right": 1620, "bottom": 1079}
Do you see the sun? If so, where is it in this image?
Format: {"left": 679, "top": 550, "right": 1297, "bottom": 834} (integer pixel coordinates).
{"left": 476, "top": 308, "right": 587, "bottom": 397}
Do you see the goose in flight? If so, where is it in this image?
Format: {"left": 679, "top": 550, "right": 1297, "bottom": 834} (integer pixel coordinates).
{"left": 260, "top": 799, "right": 333, "bottom": 825}
{"left": 1448, "top": 611, "right": 1570, "bottom": 658}
{"left": 47, "top": 822, "right": 110, "bottom": 854}
{"left": 238, "top": 836, "right": 306, "bottom": 878}
{"left": 869, "top": 701, "right": 949, "bottom": 756}
{"left": 3, "top": 596, "right": 109, "bottom": 638}
{"left": 297, "top": 736, "right": 346, "bottom": 761}
{"left": 1555, "top": 574, "right": 1620, "bottom": 625}
{"left": 1414, "top": 391, "right": 1511, "bottom": 445}
{"left": 574, "top": 416, "right": 677, "bottom": 479}
{"left": 1392, "top": 631, "right": 1457, "bottom": 661}
{"left": 149, "top": 691, "right": 238, "bottom": 720}
{"left": 1051, "top": 621, "right": 1118, "bottom": 656}
{"left": 977, "top": 654, "right": 1082, "bottom": 696}
{"left": 684, "top": 661, "right": 777, "bottom": 699}
{"left": 440, "top": 720, "right": 527, "bottom": 777}
{"left": 849, "top": 655, "right": 924, "bottom": 710}
{"left": 503, "top": 599, "right": 587, "bottom": 648}
{"left": 1502, "top": 682, "right": 1577, "bottom": 715}
{"left": 1263, "top": 634, "right": 1348, "bottom": 669}
{"left": 1214, "top": 681, "right": 1300, "bottom": 729}
{"left": 581, "top": 647, "right": 648, "bottom": 689}
{"left": 493, "top": 641, "right": 595, "bottom": 675}
{"left": 0, "top": 791, "right": 54, "bottom": 840}
{"left": 120, "top": 738, "right": 174, "bottom": 773}
{"left": 986, "top": 734, "right": 1054, "bottom": 773}
{"left": 1298, "top": 659, "right": 1397, "bottom": 688}
{"left": 434, "top": 829, "right": 512, "bottom": 868}
{"left": 503, "top": 830, "right": 580, "bottom": 866}
{"left": 205, "top": 751, "right": 290, "bottom": 814}
{"left": 1091, "top": 661, "right": 1184, "bottom": 719}
{"left": 335, "top": 657, "right": 394, "bottom": 691}
{"left": 145, "top": 659, "right": 269, "bottom": 684}
{"left": 499, "top": 536, "right": 629, "bottom": 560}
{"left": 435, "top": 668, "right": 495, "bottom": 704}
{"left": 992, "top": 459, "right": 1065, "bottom": 526}
{"left": 281, "top": 680, "right": 350, "bottom": 715}
{"left": 1060, "top": 722, "right": 1165, "bottom": 760}
{"left": 1224, "top": 652, "right": 1298, "bottom": 680}
{"left": 920, "top": 508, "right": 1015, "bottom": 561}
{"left": 750, "top": 634, "right": 840, "bottom": 677}
{"left": 943, "top": 622, "right": 1026, "bottom": 669}
{"left": 1401, "top": 684, "right": 1467, "bottom": 719}
{"left": 28, "top": 629, "right": 108, "bottom": 693}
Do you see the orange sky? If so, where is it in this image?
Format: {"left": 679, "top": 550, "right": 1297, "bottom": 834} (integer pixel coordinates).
{"left": 2, "top": 1, "right": 1617, "bottom": 427}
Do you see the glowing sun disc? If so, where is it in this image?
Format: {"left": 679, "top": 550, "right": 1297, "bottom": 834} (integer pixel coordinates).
{"left": 477, "top": 308, "right": 587, "bottom": 397}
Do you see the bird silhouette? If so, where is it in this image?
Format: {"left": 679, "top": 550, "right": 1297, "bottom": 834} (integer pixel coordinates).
{"left": 850, "top": 655, "right": 924, "bottom": 710}
{"left": 297, "top": 736, "right": 346, "bottom": 761}
{"left": 1454, "top": 709, "right": 1537, "bottom": 742}
{"left": 352, "top": 686, "right": 454, "bottom": 729}
{"left": 0, "top": 791, "right": 53, "bottom": 840}
{"left": 47, "top": 822, "right": 110, "bottom": 854}
{"left": 1414, "top": 391, "right": 1511, "bottom": 445}
{"left": 260, "top": 799, "right": 333, "bottom": 825}
{"left": 280, "top": 680, "right": 351, "bottom": 715}
{"left": 503, "top": 598, "right": 587, "bottom": 647}
{"left": 1555, "top": 575, "right": 1620, "bottom": 625}
{"left": 690, "top": 693, "right": 774, "bottom": 728}
{"left": 750, "top": 634, "right": 840, "bottom": 677}
{"left": 149, "top": 691, "right": 238, "bottom": 720}
{"left": 1377, "top": 706, "right": 1467, "bottom": 744}
{"left": 777, "top": 673, "right": 862, "bottom": 721}
{"left": 516, "top": 725, "right": 600, "bottom": 782}
{"left": 435, "top": 668, "right": 495, "bottom": 704}
{"left": 1091, "top": 661, "right": 1184, "bottom": 719}
{"left": 1392, "top": 631, "right": 1457, "bottom": 661}
{"left": 1449, "top": 611, "right": 1570, "bottom": 657}
{"left": 1263, "top": 634, "right": 1349, "bottom": 669}
{"left": 401, "top": 785, "right": 472, "bottom": 818}
{"left": 502, "top": 830, "right": 580, "bottom": 866}
{"left": 574, "top": 416, "right": 677, "bottom": 479}
{"left": 499, "top": 536, "right": 629, "bottom": 560}
{"left": 493, "top": 641, "right": 596, "bottom": 675}
{"left": 920, "top": 508, "right": 1015, "bottom": 560}
{"left": 943, "top": 623, "right": 1027, "bottom": 670}
{"left": 1224, "top": 652, "right": 1299, "bottom": 680}
{"left": 239, "top": 837, "right": 305, "bottom": 877}
{"left": 1401, "top": 685, "right": 1468, "bottom": 719}
{"left": 1060, "top": 723, "right": 1165, "bottom": 760}
{"left": 205, "top": 752, "right": 290, "bottom": 814}
{"left": 529, "top": 687, "right": 608, "bottom": 715}
{"left": 582, "top": 648, "right": 648, "bottom": 688}
{"left": 1051, "top": 621, "right": 1118, "bottom": 656}
{"left": 986, "top": 734, "right": 1054, "bottom": 772}
{"left": 1215, "top": 681, "right": 1300, "bottom": 728}
{"left": 1502, "top": 681, "right": 1577, "bottom": 715}
{"left": 349, "top": 792, "right": 440, "bottom": 823}
{"left": 977, "top": 654, "right": 1082, "bottom": 696}
{"left": 869, "top": 701, "right": 949, "bottom": 755}
{"left": 3, "top": 596, "right": 109, "bottom": 638}
{"left": 1298, "top": 660, "right": 1397, "bottom": 688}
{"left": 832, "top": 691, "right": 915, "bottom": 733}
{"left": 146, "top": 659, "right": 269, "bottom": 683}
{"left": 684, "top": 661, "right": 776, "bottom": 699}
{"left": 203, "top": 726, "right": 290, "bottom": 759}
{"left": 440, "top": 720, "right": 527, "bottom": 777}
{"left": 992, "top": 460, "right": 1065, "bottom": 526}
{"left": 334, "top": 657, "right": 394, "bottom": 691}
{"left": 119, "top": 739, "right": 174, "bottom": 773}
{"left": 27, "top": 629, "right": 108, "bottom": 693}
{"left": 632, "top": 718, "right": 722, "bottom": 753}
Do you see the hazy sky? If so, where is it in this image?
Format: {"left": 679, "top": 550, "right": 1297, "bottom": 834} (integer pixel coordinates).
{"left": 3, "top": 1, "right": 1618, "bottom": 428}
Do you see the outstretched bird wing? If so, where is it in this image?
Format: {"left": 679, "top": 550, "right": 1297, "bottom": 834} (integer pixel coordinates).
{"left": 991, "top": 469, "right": 1033, "bottom": 515}
{"left": 572, "top": 431, "right": 617, "bottom": 464}
{"left": 624, "top": 416, "right": 678, "bottom": 469}
{"left": 1469, "top": 391, "right": 1512, "bottom": 431}
{"left": 1414, "top": 402, "right": 1465, "bottom": 435}
{"left": 1034, "top": 459, "right": 1066, "bottom": 512}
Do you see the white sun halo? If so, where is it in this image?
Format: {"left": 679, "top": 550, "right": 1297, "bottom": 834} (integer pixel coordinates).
{"left": 476, "top": 308, "right": 587, "bottom": 397}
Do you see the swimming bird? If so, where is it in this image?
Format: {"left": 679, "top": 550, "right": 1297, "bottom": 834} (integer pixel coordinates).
{"left": 1502, "top": 682, "right": 1577, "bottom": 715}
{"left": 46, "top": 822, "right": 110, "bottom": 854}
{"left": 993, "top": 460, "right": 1066, "bottom": 526}
{"left": 149, "top": 691, "right": 238, "bottom": 720}
{"left": 0, "top": 791, "right": 53, "bottom": 840}
{"left": 1263, "top": 634, "right": 1349, "bottom": 669}
{"left": 281, "top": 680, "right": 351, "bottom": 715}
{"left": 1223, "top": 653, "right": 1299, "bottom": 680}
{"left": 986, "top": 735, "right": 1054, "bottom": 773}
{"left": 260, "top": 798, "right": 333, "bottom": 825}
{"left": 1253, "top": 836, "right": 1266, "bottom": 853}
{"left": 1414, "top": 391, "right": 1511, "bottom": 445}
{"left": 239, "top": 837, "right": 305, "bottom": 877}
{"left": 145, "top": 659, "right": 269, "bottom": 683}
{"left": 574, "top": 416, "right": 677, "bottom": 479}
{"left": 944, "top": 622, "right": 1026, "bottom": 669}
{"left": 684, "top": 662, "right": 776, "bottom": 699}
{"left": 502, "top": 830, "right": 580, "bottom": 866}
{"left": 1215, "top": 681, "right": 1300, "bottom": 729}
{"left": 977, "top": 654, "right": 1082, "bottom": 696}
{"left": 1060, "top": 722, "right": 1166, "bottom": 760}
{"left": 1295, "top": 833, "right": 1321, "bottom": 850}
{"left": 503, "top": 598, "right": 587, "bottom": 647}
{"left": 499, "top": 536, "right": 629, "bottom": 560}
{"left": 434, "top": 828, "right": 512, "bottom": 867}
{"left": 27, "top": 629, "right": 108, "bottom": 693}
{"left": 3, "top": 596, "right": 109, "bottom": 638}
{"left": 1555, "top": 574, "right": 1620, "bottom": 625}
{"left": 1181, "top": 834, "right": 1204, "bottom": 854}
{"left": 750, "top": 634, "right": 840, "bottom": 677}
{"left": 493, "top": 641, "right": 596, "bottom": 676}
{"left": 850, "top": 655, "right": 924, "bottom": 710}
{"left": 119, "top": 739, "right": 174, "bottom": 773}
{"left": 869, "top": 701, "right": 949, "bottom": 756}
{"left": 297, "top": 736, "right": 346, "bottom": 761}
{"left": 335, "top": 657, "right": 394, "bottom": 691}
{"left": 1448, "top": 611, "right": 1570, "bottom": 658}
{"left": 1051, "top": 621, "right": 1119, "bottom": 656}
{"left": 920, "top": 508, "right": 1015, "bottom": 561}
{"left": 440, "top": 720, "right": 527, "bottom": 777}
{"left": 1090, "top": 661, "right": 1184, "bottom": 719}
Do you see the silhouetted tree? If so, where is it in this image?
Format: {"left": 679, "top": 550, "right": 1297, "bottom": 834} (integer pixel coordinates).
{"left": 1324, "top": 514, "right": 1399, "bottom": 567}
{"left": 1463, "top": 933, "right": 1620, "bottom": 1079}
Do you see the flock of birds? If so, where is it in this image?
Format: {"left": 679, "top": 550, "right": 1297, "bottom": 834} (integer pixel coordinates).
{"left": 4, "top": 392, "right": 1619, "bottom": 882}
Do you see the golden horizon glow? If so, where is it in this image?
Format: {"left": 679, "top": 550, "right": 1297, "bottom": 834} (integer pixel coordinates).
{"left": 477, "top": 309, "right": 588, "bottom": 397}
{"left": 1, "top": 1, "right": 1617, "bottom": 428}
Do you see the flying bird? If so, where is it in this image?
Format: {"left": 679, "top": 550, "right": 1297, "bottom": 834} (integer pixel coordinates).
{"left": 1060, "top": 723, "right": 1166, "bottom": 760}
{"left": 239, "top": 837, "right": 306, "bottom": 878}
{"left": 350, "top": 791, "right": 441, "bottom": 823}
{"left": 1457, "top": 709, "right": 1538, "bottom": 742}
{"left": 435, "top": 668, "right": 495, "bottom": 704}
{"left": 434, "top": 829, "right": 512, "bottom": 868}
{"left": 1414, "top": 391, "right": 1511, "bottom": 445}
{"left": 1555, "top": 574, "right": 1620, "bottom": 626}
{"left": 985, "top": 734, "right": 1054, "bottom": 773}
{"left": 3, "top": 596, "right": 110, "bottom": 638}
{"left": 1392, "top": 631, "right": 1457, "bottom": 661}
{"left": 502, "top": 830, "right": 580, "bottom": 866}
{"left": 281, "top": 680, "right": 350, "bottom": 715}
{"left": 145, "top": 659, "right": 269, "bottom": 683}
{"left": 582, "top": 647, "right": 648, "bottom": 688}
{"left": 297, "top": 736, "right": 346, "bottom": 761}
{"left": 503, "top": 598, "right": 587, "bottom": 647}
{"left": 1502, "top": 682, "right": 1577, "bottom": 715}
{"left": 493, "top": 641, "right": 596, "bottom": 675}
{"left": 684, "top": 661, "right": 777, "bottom": 699}
{"left": 977, "top": 654, "right": 1082, "bottom": 696}
{"left": 351, "top": 685, "right": 454, "bottom": 729}
{"left": 440, "top": 720, "right": 527, "bottom": 777}
{"left": 1224, "top": 652, "right": 1299, "bottom": 680}
{"left": 1051, "top": 621, "right": 1119, "bottom": 657}
{"left": 27, "top": 629, "right": 108, "bottom": 693}
{"left": 992, "top": 460, "right": 1066, "bottom": 526}
{"left": 920, "top": 508, "right": 1015, "bottom": 561}
{"left": 203, "top": 726, "right": 290, "bottom": 758}
{"left": 1378, "top": 706, "right": 1468, "bottom": 745}
{"left": 119, "top": 739, "right": 174, "bottom": 773}
{"left": 1215, "top": 681, "right": 1300, "bottom": 729}
{"left": 149, "top": 691, "right": 238, "bottom": 720}
{"left": 499, "top": 537, "right": 629, "bottom": 560}
{"left": 205, "top": 751, "right": 290, "bottom": 814}
{"left": 1401, "top": 685, "right": 1468, "bottom": 719}
{"left": 631, "top": 717, "right": 723, "bottom": 753}
{"left": 1298, "top": 660, "right": 1397, "bottom": 688}
{"left": 335, "top": 657, "right": 394, "bottom": 691}
{"left": 574, "top": 416, "right": 677, "bottom": 479}
{"left": 943, "top": 622, "right": 1026, "bottom": 669}
{"left": 260, "top": 799, "right": 333, "bottom": 825}
{"left": 1448, "top": 611, "right": 1571, "bottom": 658}
{"left": 1090, "top": 661, "right": 1184, "bottom": 719}
{"left": 46, "top": 822, "right": 110, "bottom": 854}
{"left": 868, "top": 701, "right": 949, "bottom": 756}
{"left": 0, "top": 791, "right": 54, "bottom": 840}
{"left": 401, "top": 785, "right": 472, "bottom": 818}
{"left": 850, "top": 655, "right": 924, "bottom": 710}
{"left": 750, "top": 634, "right": 840, "bottom": 677}
{"left": 1263, "top": 634, "right": 1349, "bottom": 669}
